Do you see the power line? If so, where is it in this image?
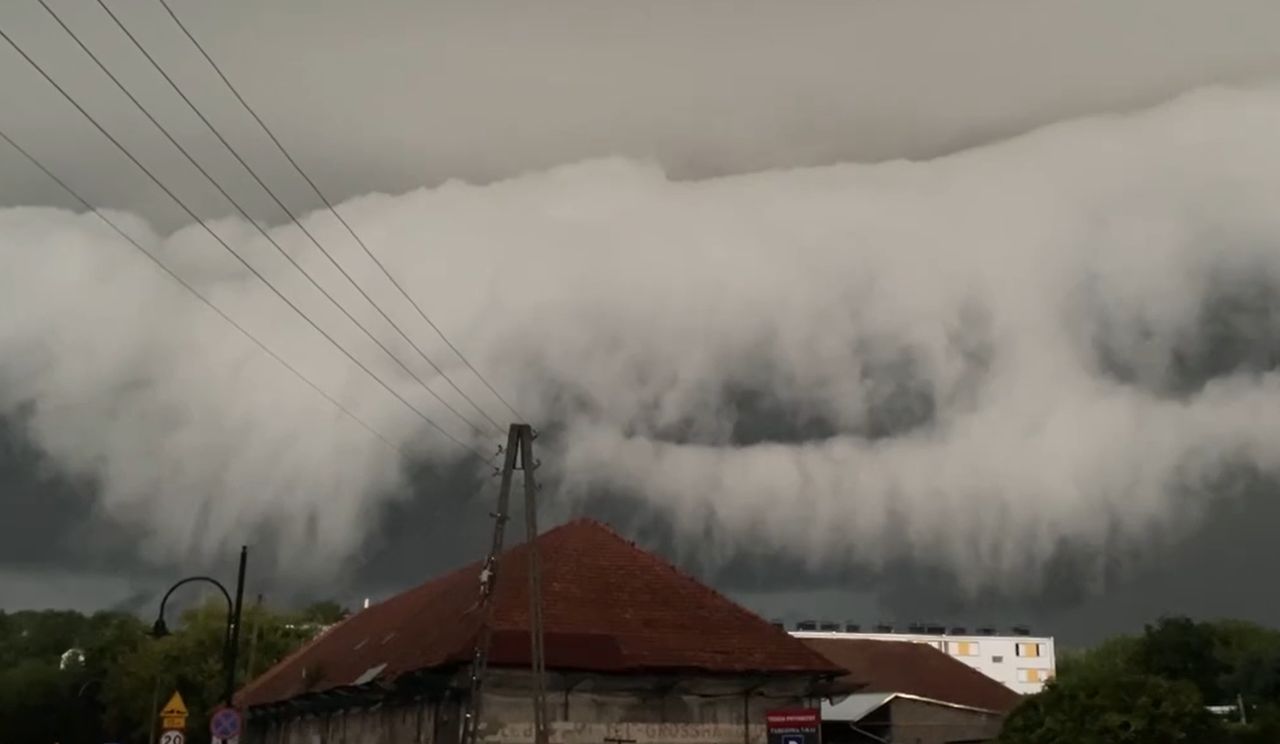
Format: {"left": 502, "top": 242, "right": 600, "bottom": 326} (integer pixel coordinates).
{"left": 153, "top": 0, "right": 529, "bottom": 427}
{"left": 33, "top": 0, "right": 498, "bottom": 442}
{"left": 93, "top": 0, "right": 507, "bottom": 435}
{"left": 0, "top": 22, "right": 492, "bottom": 465}
{"left": 0, "top": 125, "right": 404, "bottom": 459}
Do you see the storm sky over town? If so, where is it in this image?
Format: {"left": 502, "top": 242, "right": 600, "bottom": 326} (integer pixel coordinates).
{"left": 4, "top": 0, "right": 1280, "bottom": 644}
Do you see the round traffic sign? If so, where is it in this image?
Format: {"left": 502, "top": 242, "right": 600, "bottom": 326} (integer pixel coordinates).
{"left": 160, "top": 731, "right": 185, "bottom": 744}
{"left": 210, "top": 707, "right": 242, "bottom": 740}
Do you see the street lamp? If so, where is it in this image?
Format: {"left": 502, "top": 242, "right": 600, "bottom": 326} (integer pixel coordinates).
{"left": 152, "top": 546, "right": 248, "bottom": 705}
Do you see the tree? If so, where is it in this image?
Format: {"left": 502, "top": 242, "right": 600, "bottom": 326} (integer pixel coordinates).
{"left": 1134, "top": 616, "right": 1226, "bottom": 703}
{"left": 1213, "top": 619, "right": 1280, "bottom": 708}
{"left": 1055, "top": 634, "right": 1140, "bottom": 679}
{"left": 298, "top": 600, "right": 350, "bottom": 625}
{"left": 99, "top": 602, "right": 232, "bottom": 744}
{"left": 0, "top": 657, "right": 71, "bottom": 743}
{"left": 1001, "top": 617, "right": 1280, "bottom": 743}
{"left": 1000, "top": 671, "right": 1217, "bottom": 744}
{"left": 0, "top": 601, "right": 329, "bottom": 744}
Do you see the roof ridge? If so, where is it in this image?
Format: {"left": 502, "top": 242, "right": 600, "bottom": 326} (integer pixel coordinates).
{"left": 396, "top": 518, "right": 612, "bottom": 594}
{"left": 579, "top": 522, "right": 841, "bottom": 672}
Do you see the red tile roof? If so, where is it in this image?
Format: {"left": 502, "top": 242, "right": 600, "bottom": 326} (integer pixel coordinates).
{"left": 800, "top": 638, "right": 1021, "bottom": 713}
{"left": 241, "top": 519, "right": 843, "bottom": 708}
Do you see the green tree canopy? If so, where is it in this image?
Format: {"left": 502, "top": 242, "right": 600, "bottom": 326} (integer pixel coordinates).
{"left": 1003, "top": 616, "right": 1280, "bottom": 744}
{"left": 1000, "top": 671, "right": 1215, "bottom": 744}
{"left": 0, "top": 599, "right": 335, "bottom": 744}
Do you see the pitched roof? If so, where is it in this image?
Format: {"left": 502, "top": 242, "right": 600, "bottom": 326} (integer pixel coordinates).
{"left": 825, "top": 692, "right": 1006, "bottom": 723}
{"left": 241, "top": 519, "right": 843, "bottom": 708}
{"left": 800, "top": 637, "right": 1022, "bottom": 713}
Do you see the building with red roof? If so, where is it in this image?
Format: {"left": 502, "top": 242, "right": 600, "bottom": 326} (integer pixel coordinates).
{"left": 242, "top": 519, "right": 843, "bottom": 744}
{"left": 800, "top": 637, "right": 1022, "bottom": 744}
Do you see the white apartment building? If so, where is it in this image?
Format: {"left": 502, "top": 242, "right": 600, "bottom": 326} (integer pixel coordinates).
{"left": 790, "top": 625, "right": 1056, "bottom": 695}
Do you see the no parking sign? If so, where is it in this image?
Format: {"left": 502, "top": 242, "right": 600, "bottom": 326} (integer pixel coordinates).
{"left": 210, "top": 706, "right": 242, "bottom": 744}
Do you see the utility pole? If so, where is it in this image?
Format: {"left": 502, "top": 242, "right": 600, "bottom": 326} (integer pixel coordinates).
{"left": 521, "top": 429, "right": 548, "bottom": 744}
{"left": 223, "top": 546, "right": 248, "bottom": 705}
{"left": 245, "top": 593, "right": 265, "bottom": 682}
{"left": 460, "top": 424, "right": 549, "bottom": 744}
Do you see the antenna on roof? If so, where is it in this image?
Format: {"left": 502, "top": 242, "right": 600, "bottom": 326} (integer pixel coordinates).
{"left": 460, "top": 424, "right": 549, "bottom": 744}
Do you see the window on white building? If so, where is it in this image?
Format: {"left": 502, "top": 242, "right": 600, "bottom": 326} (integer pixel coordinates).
{"left": 950, "top": 641, "right": 978, "bottom": 657}
{"left": 1017, "top": 668, "right": 1052, "bottom": 683}
{"left": 1016, "top": 642, "right": 1044, "bottom": 658}
{"left": 992, "top": 655, "right": 1004, "bottom": 663}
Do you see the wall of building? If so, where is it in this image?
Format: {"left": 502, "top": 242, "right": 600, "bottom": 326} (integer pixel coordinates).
{"left": 252, "top": 701, "right": 444, "bottom": 744}
{"left": 791, "top": 631, "right": 1055, "bottom": 694}
{"left": 878, "top": 698, "right": 1004, "bottom": 744}
{"left": 248, "top": 671, "right": 817, "bottom": 744}
{"left": 822, "top": 699, "right": 1005, "bottom": 744}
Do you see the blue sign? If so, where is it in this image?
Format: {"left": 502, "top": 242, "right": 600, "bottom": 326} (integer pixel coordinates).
{"left": 209, "top": 707, "right": 241, "bottom": 740}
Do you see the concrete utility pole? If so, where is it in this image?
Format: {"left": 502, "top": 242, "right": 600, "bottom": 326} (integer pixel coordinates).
{"left": 460, "top": 423, "right": 549, "bottom": 744}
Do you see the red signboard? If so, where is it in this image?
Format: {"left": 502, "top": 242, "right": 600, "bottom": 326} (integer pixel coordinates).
{"left": 767, "top": 707, "right": 821, "bottom": 744}
{"left": 766, "top": 709, "right": 820, "bottom": 730}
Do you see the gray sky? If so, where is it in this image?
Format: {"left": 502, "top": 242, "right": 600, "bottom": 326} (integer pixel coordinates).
{"left": 4, "top": 0, "right": 1280, "bottom": 646}
{"left": 5, "top": 0, "right": 1280, "bottom": 222}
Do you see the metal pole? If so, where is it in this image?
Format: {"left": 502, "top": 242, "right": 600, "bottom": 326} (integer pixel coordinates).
{"left": 222, "top": 546, "right": 248, "bottom": 705}
{"left": 147, "top": 673, "right": 160, "bottom": 744}
{"left": 245, "top": 593, "right": 265, "bottom": 682}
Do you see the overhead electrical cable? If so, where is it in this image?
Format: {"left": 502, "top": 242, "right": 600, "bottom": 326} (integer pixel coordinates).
{"left": 0, "top": 125, "right": 404, "bottom": 458}
{"left": 153, "top": 0, "right": 529, "bottom": 426}
{"left": 0, "top": 23, "right": 492, "bottom": 465}
{"left": 94, "top": 0, "right": 506, "bottom": 434}
{"left": 31, "top": 0, "right": 497, "bottom": 442}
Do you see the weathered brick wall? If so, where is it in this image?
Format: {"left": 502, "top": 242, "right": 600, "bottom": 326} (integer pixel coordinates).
{"left": 250, "top": 672, "right": 816, "bottom": 744}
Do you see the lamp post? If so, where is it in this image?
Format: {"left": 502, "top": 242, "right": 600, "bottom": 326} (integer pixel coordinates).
{"left": 152, "top": 546, "right": 248, "bottom": 705}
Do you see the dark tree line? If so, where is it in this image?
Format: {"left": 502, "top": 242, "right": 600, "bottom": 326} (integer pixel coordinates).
{"left": 0, "top": 601, "right": 347, "bottom": 744}
{"left": 1001, "top": 616, "right": 1280, "bottom": 744}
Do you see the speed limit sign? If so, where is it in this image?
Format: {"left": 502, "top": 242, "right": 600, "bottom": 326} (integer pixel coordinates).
{"left": 160, "top": 731, "right": 186, "bottom": 744}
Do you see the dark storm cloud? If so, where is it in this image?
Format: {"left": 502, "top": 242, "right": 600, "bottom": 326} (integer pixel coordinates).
{"left": 0, "top": 409, "right": 140, "bottom": 570}
{"left": 4, "top": 0, "right": 1280, "bottom": 644}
